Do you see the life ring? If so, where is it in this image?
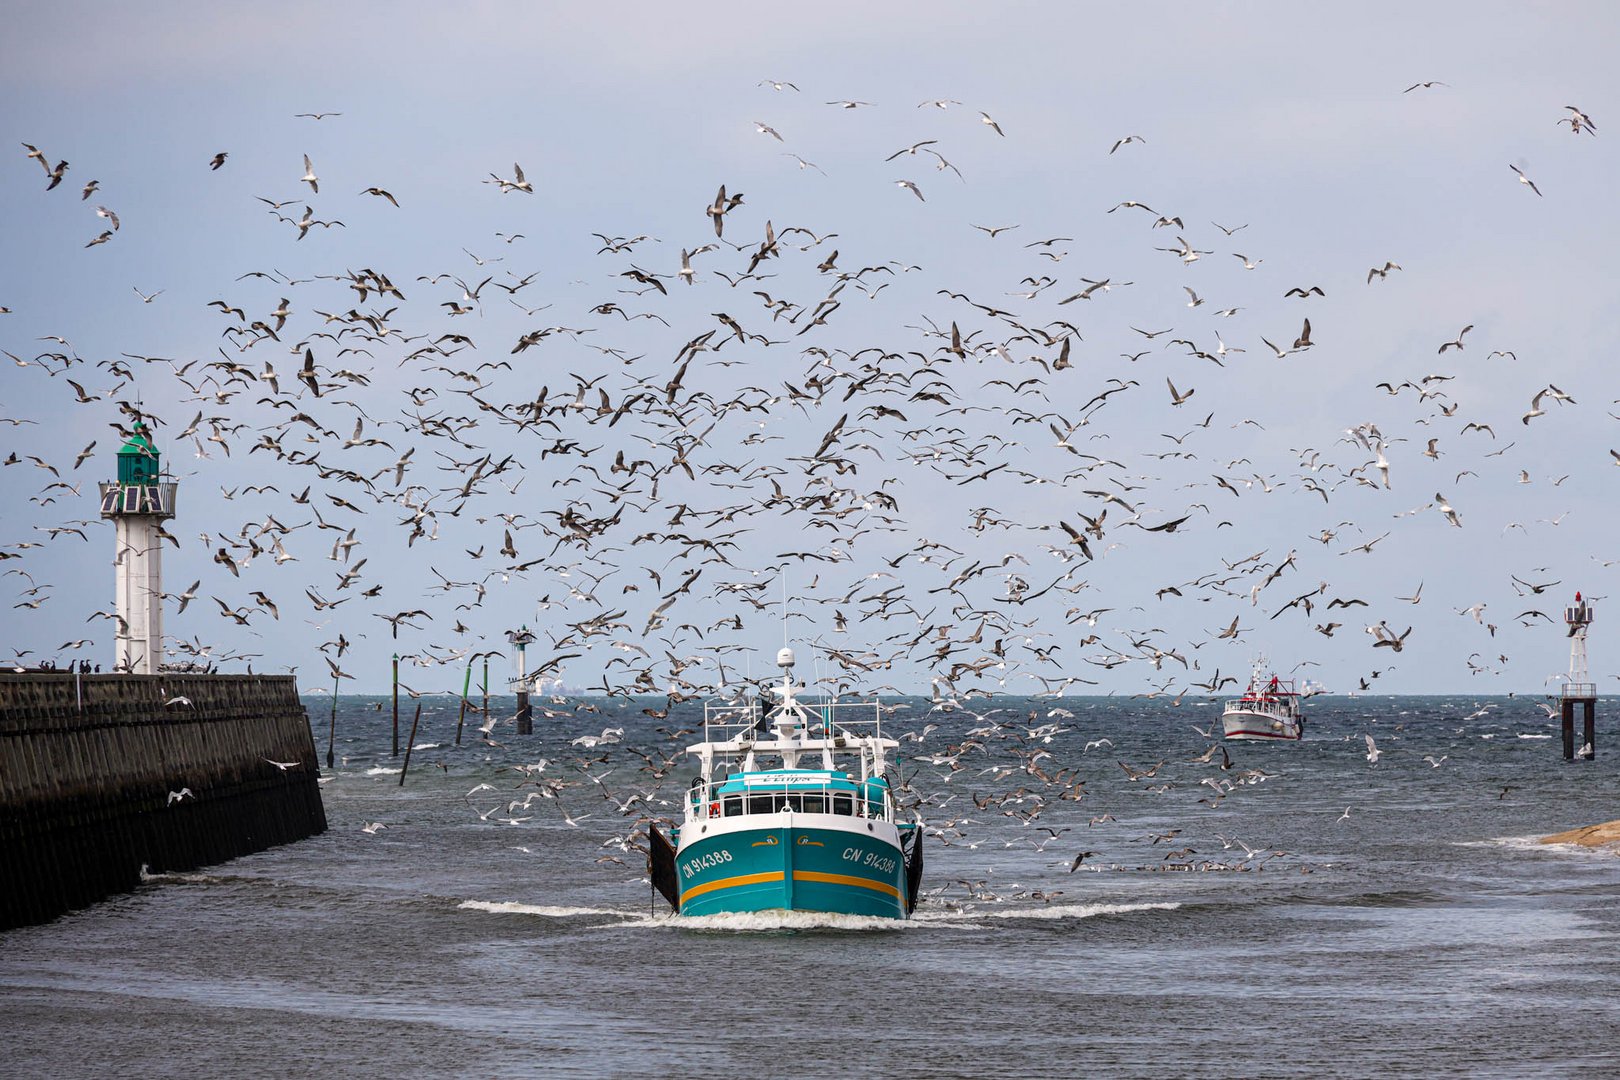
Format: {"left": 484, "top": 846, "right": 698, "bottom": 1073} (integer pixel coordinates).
{"left": 709, "top": 801, "right": 720, "bottom": 818}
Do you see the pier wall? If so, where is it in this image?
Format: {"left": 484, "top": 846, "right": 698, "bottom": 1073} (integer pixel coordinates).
{"left": 0, "top": 673, "right": 326, "bottom": 931}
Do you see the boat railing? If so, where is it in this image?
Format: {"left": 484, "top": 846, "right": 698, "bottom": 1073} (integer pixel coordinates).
{"left": 702, "top": 696, "right": 884, "bottom": 744}
{"left": 685, "top": 777, "right": 892, "bottom": 823}
{"left": 1226, "top": 694, "right": 1298, "bottom": 716}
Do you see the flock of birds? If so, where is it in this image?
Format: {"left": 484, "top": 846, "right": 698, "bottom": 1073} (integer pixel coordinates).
{"left": 6, "top": 74, "right": 1613, "bottom": 908}
{"left": 2, "top": 78, "right": 1611, "bottom": 725}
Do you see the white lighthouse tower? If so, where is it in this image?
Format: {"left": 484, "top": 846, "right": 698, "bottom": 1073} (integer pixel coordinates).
{"left": 98, "top": 421, "right": 177, "bottom": 674}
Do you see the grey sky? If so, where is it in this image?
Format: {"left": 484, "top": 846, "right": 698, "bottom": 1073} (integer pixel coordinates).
{"left": 2, "top": 3, "right": 1616, "bottom": 695}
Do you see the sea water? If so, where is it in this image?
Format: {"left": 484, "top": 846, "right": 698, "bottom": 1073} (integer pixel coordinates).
{"left": 4, "top": 695, "right": 1619, "bottom": 1078}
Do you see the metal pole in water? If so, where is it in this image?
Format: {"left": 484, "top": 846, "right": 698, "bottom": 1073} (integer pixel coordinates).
{"left": 392, "top": 653, "right": 400, "bottom": 757}
{"left": 398, "top": 702, "right": 422, "bottom": 786}
{"left": 326, "top": 673, "right": 339, "bottom": 768}
{"left": 455, "top": 661, "right": 472, "bottom": 745}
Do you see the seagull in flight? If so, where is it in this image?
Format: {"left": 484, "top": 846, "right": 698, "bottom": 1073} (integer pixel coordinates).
{"left": 1508, "top": 163, "right": 1542, "bottom": 197}
{"left": 1364, "top": 734, "right": 1381, "bottom": 763}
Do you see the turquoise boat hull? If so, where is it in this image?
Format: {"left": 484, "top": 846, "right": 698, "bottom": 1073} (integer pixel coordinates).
{"left": 676, "top": 823, "right": 910, "bottom": 919}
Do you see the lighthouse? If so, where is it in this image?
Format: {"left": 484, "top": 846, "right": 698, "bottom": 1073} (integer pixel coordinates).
{"left": 97, "top": 421, "right": 176, "bottom": 674}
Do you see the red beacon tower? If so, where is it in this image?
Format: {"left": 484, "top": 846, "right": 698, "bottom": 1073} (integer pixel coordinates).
{"left": 1560, "top": 592, "right": 1596, "bottom": 760}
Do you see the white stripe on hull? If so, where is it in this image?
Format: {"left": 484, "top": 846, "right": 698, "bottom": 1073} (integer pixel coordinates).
{"left": 1222, "top": 711, "right": 1301, "bottom": 740}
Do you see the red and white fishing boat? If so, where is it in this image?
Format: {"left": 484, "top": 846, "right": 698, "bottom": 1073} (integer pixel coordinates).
{"left": 1222, "top": 657, "right": 1304, "bottom": 741}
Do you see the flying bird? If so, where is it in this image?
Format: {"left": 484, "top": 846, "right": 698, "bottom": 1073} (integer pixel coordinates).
{"left": 1508, "top": 163, "right": 1541, "bottom": 197}
{"left": 1560, "top": 106, "right": 1596, "bottom": 136}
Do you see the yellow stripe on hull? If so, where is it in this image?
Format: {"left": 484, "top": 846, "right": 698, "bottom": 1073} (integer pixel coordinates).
{"left": 680, "top": 871, "right": 785, "bottom": 904}
{"left": 791, "top": 870, "right": 901, "bottom": 899}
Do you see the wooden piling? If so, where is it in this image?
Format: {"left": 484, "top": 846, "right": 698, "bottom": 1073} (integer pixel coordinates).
{"left": 455, "top": 662, "right": 471, "bottom": 746}
{"left": 398, "top": 702, "right": 422, "bottom": 787}
{"left": 326, "top": 673, "right": 339, "bottom": 768}
{"left": 391, "top": 654, "right": 400, "bottom": 757}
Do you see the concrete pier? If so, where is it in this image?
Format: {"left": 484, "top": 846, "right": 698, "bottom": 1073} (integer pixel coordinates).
{"left": 0, "top": 672, "right": 326, "bottom": 931}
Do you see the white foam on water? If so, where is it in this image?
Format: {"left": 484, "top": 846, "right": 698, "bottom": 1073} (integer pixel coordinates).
{"left": 1516, "top": 733, "right": 1553, "bottom": 739}
{"left": 915, "top": 900, "right": 1181, "bottom": 923}
{"left": 1462, "top": 834, "right": 1620, "bottom": 858}
{"left": 361, "top": 766, "right": 399, "bottom": 776}
{"left": 138, "top": 865, "right": 216, "bottom": 884}
{"left": 458, "top": 899, "right": 632, "bottom": 918}
{"left": 661, "top": 909, "right": 909, "bottom": 932}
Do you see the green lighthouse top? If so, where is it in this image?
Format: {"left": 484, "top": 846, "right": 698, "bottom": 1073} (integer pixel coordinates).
{"left": 116, "top": 422, "right": 161, "bottom": 485}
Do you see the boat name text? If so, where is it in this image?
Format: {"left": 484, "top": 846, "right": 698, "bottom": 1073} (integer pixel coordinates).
{"left": 681, "top": 850, "right": 733, "bottom": 877}
{"left": 842, "top": 848, "right": 896, "bottom": 874}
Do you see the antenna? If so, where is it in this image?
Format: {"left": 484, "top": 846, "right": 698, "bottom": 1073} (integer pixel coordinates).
{"left": 781, "top": 571, "right": 788, "bottom": 648}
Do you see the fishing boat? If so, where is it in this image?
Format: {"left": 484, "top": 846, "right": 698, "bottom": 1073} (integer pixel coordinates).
{"left": 1222, "top": 657, "right": 1304, "bottom": 741}
{"left": 648, "top": 648, "right": 923, "bottom": 919}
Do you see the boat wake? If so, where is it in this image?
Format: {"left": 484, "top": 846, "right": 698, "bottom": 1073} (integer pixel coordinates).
{"left": 138, "top": 865, "right": 219, "bottom": 885}
{"left": 662, "top": 909, "right": 908, "bottom": 932}
{"left": 916, "top": 900, "right": 1181, "bottom": 924}
{"left": 458, "top": 898, "right": 1183, "bottom": 931}
{"left": 459, "top": 901, "right": 907, "bottom": 931}
{"left": 458, "top": 899, "right": 634, "bottom": 920}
